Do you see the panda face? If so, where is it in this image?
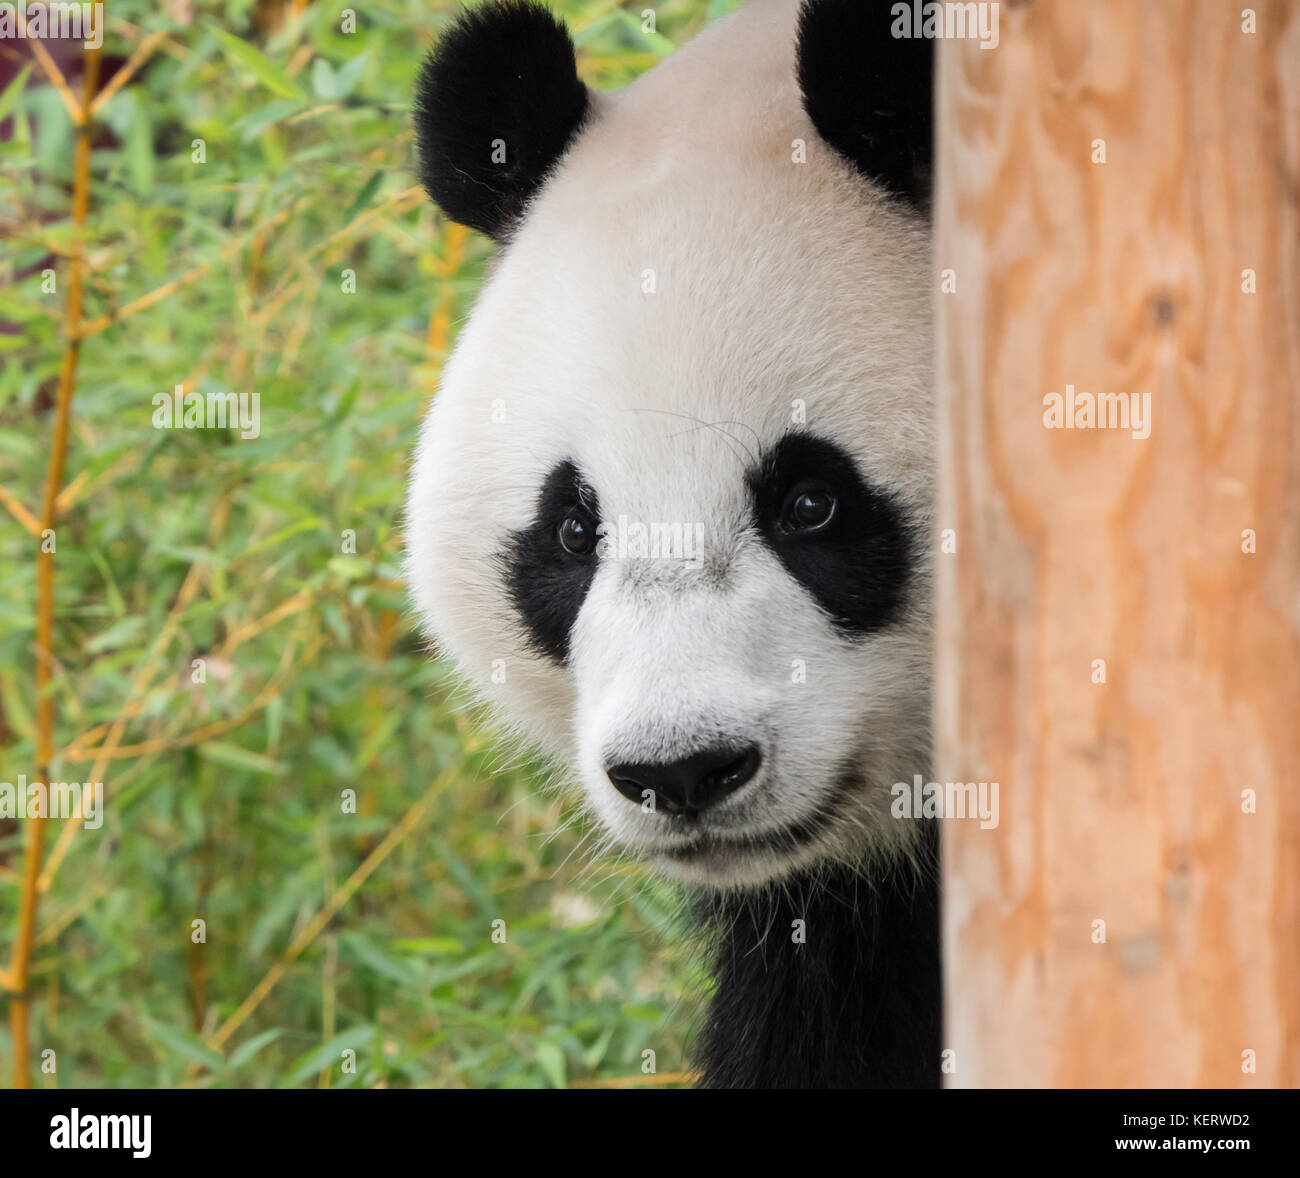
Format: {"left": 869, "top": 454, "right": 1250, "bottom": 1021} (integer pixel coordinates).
{"left": 406, "top": 0, "right": 934, "bottom": 889}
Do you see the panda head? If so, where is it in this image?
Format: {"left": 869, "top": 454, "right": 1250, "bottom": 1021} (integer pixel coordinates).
{"left": 406, "top": 0, "right": 933, "bottom": 890}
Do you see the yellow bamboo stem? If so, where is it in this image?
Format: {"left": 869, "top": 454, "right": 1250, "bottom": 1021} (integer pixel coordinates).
{"left": 7, "top": 34, "right": 102, "bottom": 1091}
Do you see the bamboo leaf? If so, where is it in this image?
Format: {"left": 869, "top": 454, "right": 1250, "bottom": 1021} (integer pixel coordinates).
{"left": 0, "top": 65, "right": 32, "bottom": 123}
{"left": 208, "top": 25, "right": 306, "bottom": 101}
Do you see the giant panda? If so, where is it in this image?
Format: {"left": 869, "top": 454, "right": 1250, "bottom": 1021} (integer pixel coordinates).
{"left": 405, "top": 0, "right": 938, "bottom": 1089}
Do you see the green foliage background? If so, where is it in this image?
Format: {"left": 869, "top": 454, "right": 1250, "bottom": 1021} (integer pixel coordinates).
{"left": 0, "top": 0, "right": 743, "bottom": 1088}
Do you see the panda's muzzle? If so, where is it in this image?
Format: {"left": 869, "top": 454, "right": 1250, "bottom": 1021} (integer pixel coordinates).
{"left": 605, "top": 744, "right": 762, "bottom": 819}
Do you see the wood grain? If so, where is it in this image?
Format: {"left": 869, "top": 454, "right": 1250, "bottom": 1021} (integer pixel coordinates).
{"left": 937, "top": 0, "right": 1300, "bottom": 1087}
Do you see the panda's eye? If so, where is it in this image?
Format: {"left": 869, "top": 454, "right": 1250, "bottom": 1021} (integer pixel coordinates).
{"left": 780, "top": 481, "right": 837, "bottom": 535}
{"left": 558, "top": 509, "right": 597, "bottom": 556}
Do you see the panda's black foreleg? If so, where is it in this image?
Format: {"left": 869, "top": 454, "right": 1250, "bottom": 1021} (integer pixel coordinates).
{"left": 691, "top": 822, "right": 942, "bottom": 1089}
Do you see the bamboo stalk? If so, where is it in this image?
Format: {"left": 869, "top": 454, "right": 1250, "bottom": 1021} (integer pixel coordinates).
{"left": 88, "top": 29, "right": 165, "bottom": 116}
{"left": 0, "top": 484, "right": 41, "bottom": 536}
{"left": 7, "top": 34, "right": 102, "bottom": 1091}
{"left": 16, "top": 10, "right": 82, "bottom": 122}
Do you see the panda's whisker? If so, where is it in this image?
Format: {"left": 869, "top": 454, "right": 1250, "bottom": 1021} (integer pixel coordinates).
{"left": 536, "top": 805, "right": 588, "bottom": 851}
{"left": 626, "top": 407, "right": 757, "bottom": 467}
{"left": 553, "top": 826, "right": 595, "bottom": 868}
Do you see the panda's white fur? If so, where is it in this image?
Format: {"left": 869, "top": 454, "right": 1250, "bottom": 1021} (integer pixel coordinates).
{"left": 406, "top": 0, "right": 933, "bottom": 892}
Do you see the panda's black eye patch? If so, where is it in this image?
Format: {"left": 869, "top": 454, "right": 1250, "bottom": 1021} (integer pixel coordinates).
{"left": 500, "top": 460, "right": 601, "bottom": 664}
{"left": 748, "top": 433, "right": 910, "bottom": 636}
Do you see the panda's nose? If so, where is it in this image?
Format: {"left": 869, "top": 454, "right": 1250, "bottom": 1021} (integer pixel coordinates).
{"left": 605, "top": 744, "right": 762, "bottom": 817}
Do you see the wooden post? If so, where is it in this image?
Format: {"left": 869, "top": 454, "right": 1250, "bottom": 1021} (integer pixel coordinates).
{"left": 937, "top": 0, "right": 1300, "bottom": 1086}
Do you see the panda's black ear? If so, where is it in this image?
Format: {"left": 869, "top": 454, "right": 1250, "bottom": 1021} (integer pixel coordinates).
{"left": 414, "top": 0, "right": 589, "bottom": 240}
{"left": 796, "top": 0, "right": 933, "bottom": 212}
